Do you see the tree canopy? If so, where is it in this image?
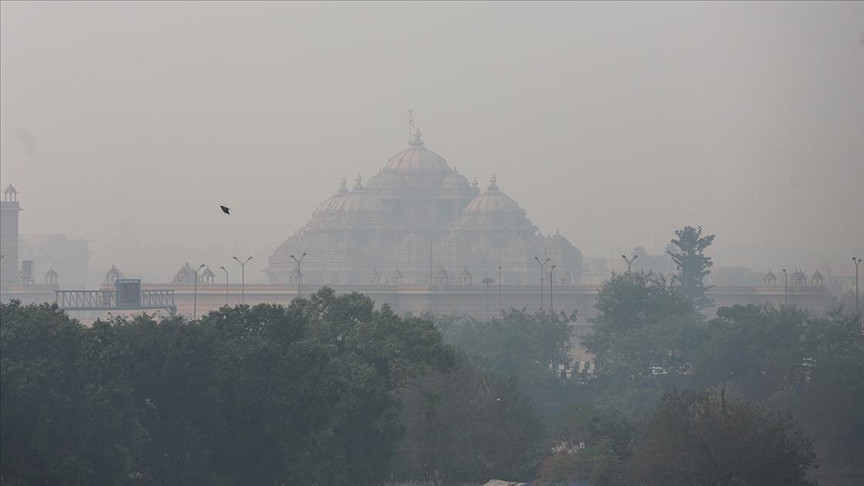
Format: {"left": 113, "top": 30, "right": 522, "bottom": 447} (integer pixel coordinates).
{"left": 667, "top": 225, "right": 715, "bottom": 309}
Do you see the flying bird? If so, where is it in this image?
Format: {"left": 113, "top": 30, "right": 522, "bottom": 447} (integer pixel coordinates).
{"left": 220, "top": 205, "right": 231, "bottom": 215}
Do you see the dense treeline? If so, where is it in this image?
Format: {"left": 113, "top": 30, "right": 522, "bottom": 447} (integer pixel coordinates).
{"left": 509, "top": 271, "right": 862, "bottom": 486}
{"left": 2, "top": 289, "right": 459, "bottom": 485}
{"left": 3, "top": 275, "right": 862, "bottom": 485}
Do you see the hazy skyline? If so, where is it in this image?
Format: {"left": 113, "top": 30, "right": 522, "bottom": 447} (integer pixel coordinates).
{"left": 1, "top": 1, "right": 862, "bottom": 284}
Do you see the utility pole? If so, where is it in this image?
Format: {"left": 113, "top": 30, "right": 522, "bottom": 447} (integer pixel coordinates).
{"left": 534, "top": 256, "right": 550, "bottom": 311}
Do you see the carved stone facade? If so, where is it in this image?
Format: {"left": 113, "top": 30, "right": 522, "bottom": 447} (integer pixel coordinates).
{"left": 267, "top": 130, "right": 583, "bottom": 286}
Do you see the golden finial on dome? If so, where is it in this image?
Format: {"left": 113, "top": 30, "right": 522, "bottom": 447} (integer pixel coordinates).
{"left": 408, "top": 108, "right": 414, "bottom": 143}
{"left": 410, "top": 126, "right": 424, "bottom": 146}
{"left": 353, "top": 174, "right": 364, "bottom": 190}
{"left": 488, "top": 174, "right": 499, "bottom": 192}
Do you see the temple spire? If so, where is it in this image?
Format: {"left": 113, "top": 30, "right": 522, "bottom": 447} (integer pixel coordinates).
{"left": 408, "top": 109, "right": 414, "bottom": 144}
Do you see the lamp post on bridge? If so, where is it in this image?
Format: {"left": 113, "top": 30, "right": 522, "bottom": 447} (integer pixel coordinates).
{"left": 219, "top": 266, "right": 229, "bottom": 306}
{"left": 233, "top": 256, "right": 252, "bottom": 305}
{"left": 621, "top": 254, "right": 638, "bottom": 274}
{"left": 782, "top": 268, "right": 788, "bottom": 307}
{"left": 192, "top": 263, "right": 205, "bottom": 320}
{"left": 550, "top": 265, "right": 557, "bottom": 317}
{"left": 853, "top": 257, "right": 861, "bottom": 314}
{"left": 482, "top": 277, "right": 495, "bottom": 321}
{"left": 534, "top": 256, "right": 550, "bottom": 311}
{"left": 290, "top": 252, "right": 307, "bottom": 292}
{"left": 498, "top": 265, "right": 503, "bottom": 313}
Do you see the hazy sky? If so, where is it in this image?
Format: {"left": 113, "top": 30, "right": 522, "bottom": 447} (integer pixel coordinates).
{"left": 1, "top": 1, "right": 862, "bottom": 283}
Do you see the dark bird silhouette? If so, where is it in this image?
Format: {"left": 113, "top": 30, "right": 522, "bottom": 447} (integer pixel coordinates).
{"left": 220, "top": 205, "right": 231, "bottom": 215}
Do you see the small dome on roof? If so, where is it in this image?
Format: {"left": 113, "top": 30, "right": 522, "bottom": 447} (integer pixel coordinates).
{"left": 811, "top": 270, "right": 824, "bottom": 283}
{"left": 313, "top": 179, "right": 350, "bottom": 216}
{"left": 456, "top": 175, "right": 535, "bottom": 232}
{"left": 4, "top": 184, "right": 18, "bottom": 194}
{"left": 462, "top": 175, "right": 522, "bottom": 214}
{"left": 367, "top": 169, "right": 405, "bottom": 190}
{"left": 201, "top": 267, "right": 215, "bottom": 278}
{"left": 45, "top": 267, "right": 57, "bottom": 277}
{"left": 336, "top": 187, "right": 387, "bottom": 214}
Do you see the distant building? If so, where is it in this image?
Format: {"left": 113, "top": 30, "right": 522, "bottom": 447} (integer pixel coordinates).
{"left": 267, "top": 128, "right": 583, "bottom": 285}
{"left": 18, "top": 234, "right": 91, "bottom": 288}
{"left": 0, "top": 184, "right": 22, "bottom": 284}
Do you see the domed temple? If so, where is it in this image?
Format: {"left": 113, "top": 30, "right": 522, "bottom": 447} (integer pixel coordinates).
{"left": 266, "top": 128, "right": 583, "bottom": 286}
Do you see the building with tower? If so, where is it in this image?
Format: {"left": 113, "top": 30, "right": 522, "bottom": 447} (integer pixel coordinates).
{"left": 266, "top": 128, "right": 583, "bottom": 287}
{"left": 1, "top": 184, "right": 22, "bottom": 284}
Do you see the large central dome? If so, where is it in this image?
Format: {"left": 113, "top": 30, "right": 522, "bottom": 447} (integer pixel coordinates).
{"left": 384, "top": 128, "right": 452, "bottom": 175}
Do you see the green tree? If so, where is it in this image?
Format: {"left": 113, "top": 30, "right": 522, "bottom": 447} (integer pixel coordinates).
{"left": 433, "top": 308, "right": 575, "bottom": 419}
{"left": 583, "top": 272, "right": 703, "bottom": 383}
{"left": 667, "top": 225, "right": 715, "bottom": 309}
{"left": 629, "top": 388, "right": 818, "bottom": 486}
{"left": 1, "top": 301, "right": 146, "bottom": 485}
{"left": 787, "top": 308, "right": 864, "bottom": 485}
{"left": 696, "top": 304, "right": 810, "bottom": 399}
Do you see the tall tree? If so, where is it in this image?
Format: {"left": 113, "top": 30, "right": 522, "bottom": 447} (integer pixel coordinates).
{"left": 667, "top": 225, "right": 716, "bottom": 309}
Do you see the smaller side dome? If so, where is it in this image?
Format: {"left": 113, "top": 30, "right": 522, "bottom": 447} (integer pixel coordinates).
{"left": 313, "top": 178, "right": 350, "bottom": 216}
{"left": 439, "top": 170, "right": 472, "bottom": 198}
{"left": 462, "top": 175, "right": 522, "bottom": 214}
{"left": 810, "top": 270, "right": 824, "bottom": 285}
{"left": 367, "top": 169, "right": 405, "bottom": 191}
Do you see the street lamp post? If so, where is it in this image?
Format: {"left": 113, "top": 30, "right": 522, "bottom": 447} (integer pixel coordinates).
{"left": 290, "top": 252, "right": 307, "bottom": 290}
{"left": 782, "top": 268, "right": 788, "bottom": 306}
{"left": 219, "top": 266, "right": 229, "bottom": 306}
{"left": 192, "top": 263, "right": 205, "bottom": 320}
{"left": 233, "top": 256, "right": 252, "bottom": 304}
{"left": 621, "top": 254, "right": 638, "bottom": 273}
{"left": 498, "top": 265, "right": 503, "bottom": 313}
{"left": 550, "top": 265, "right": 557, "bottom": 317}
{"left": 534, "top": 256, "right": 550, "bottom": 311}
{"left": 853, "top": 257, "right": 861, "bottom": 314}
{"left": 482, "top": 277, "right": 495, "bottom": 321}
